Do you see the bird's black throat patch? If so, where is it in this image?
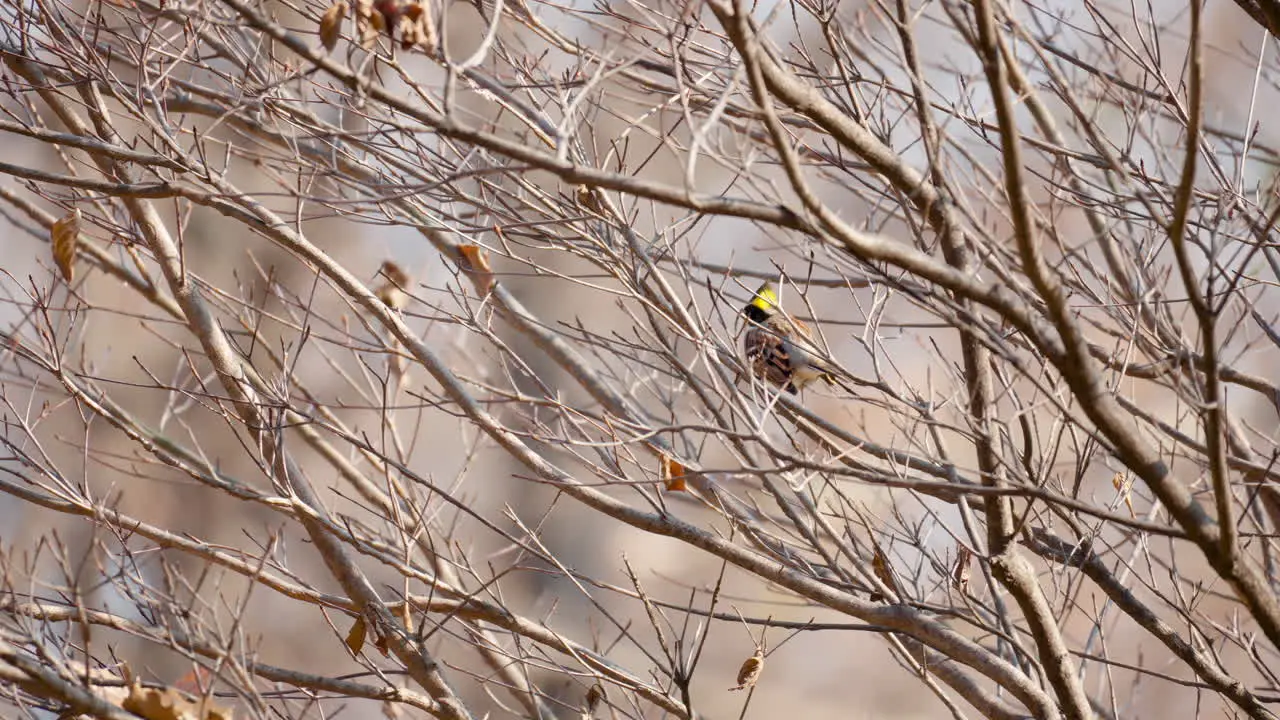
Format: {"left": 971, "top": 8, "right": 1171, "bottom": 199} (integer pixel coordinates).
{"left": 743, "top": 304, "right": 771, "bottom": 324}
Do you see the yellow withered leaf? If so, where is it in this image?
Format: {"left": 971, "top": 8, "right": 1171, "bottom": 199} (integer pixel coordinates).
{"left": 584, "top": 684, "right": 604, "bottom": 714}
{"left": 458, "top": 243, "right": 494, "bottom": 292}
{"left": 51, "top": 208, "right": 81, "bottom": 283}
{"left": 319, "top": 1, "right": 349, "bottom": 50}
{"left": 1112, "top": 471, "right": 1135, "bottom": 518}
{"left": 346, "top": 616, "right": 368, "bottom": 654}
{"left": 660, "top": 455, "right": 688, "bottom": 492}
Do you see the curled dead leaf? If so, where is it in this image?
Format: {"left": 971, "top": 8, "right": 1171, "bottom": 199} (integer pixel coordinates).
{"left": 122, "top": 679, "right": 233, "bottom": 720}
{"left": 319, "top": 0, "right": 349, "bottom": 50}
{"left": 354, "top": 0, "right": 385, "bottom": 48}
{"left": 373, "top": 0, "right": 399, "bottom": 25}
{"left": 870, "top": 543, "right": 900, "bottom": 598}
{"left": 458, "top": 243, "right": 494, "bottom": 292}
{"left": 660, "top": 455, "right": 688, "bottom": 492}
{"left": 952, "top": 546, "right": 972, "bottom": 593}
{"left": 51, "top": 208, "right": 81, "bottom": 283}
{"left": 584, "top": 683, "right": 603, "bottom": 715}
{"left": 396, "top": 13, "right": 422, "bottom": 50}
{"left": 367, "top": 10, "right": 386, "bottom": 41}
{"left": 396, "top": 1, "right": 437, "bottom": 50}
{"left": 729, "top": 649, "right": 763, "bottom": 691}
{"left": 575, "top": 184, "right": 603, "bottom": 214}
{"left": 346, "top": 616, "right": 368, "bottom": 654}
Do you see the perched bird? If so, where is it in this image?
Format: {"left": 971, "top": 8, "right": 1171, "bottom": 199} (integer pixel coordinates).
{"left": 742, "top": 281, "right": 835, "bottom": 394}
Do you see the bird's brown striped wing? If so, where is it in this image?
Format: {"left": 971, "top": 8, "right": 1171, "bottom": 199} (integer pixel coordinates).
{"left": 745, "top": 326, "right": 799, "bottom": 394}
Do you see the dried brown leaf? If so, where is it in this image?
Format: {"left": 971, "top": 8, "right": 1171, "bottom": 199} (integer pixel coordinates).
{"left": 404, "top": 0, "right": 437, "bottom": 50}
{"left": 346, "top": 616, "right": 368, "bottom": 655}
{"left": 584, "top": 684, "right": 603, "bottom": 714}
{"left": 319, "top": 1, "right": 348, "bottom": 50}
{"left": 396, "top": 13, "right": 424, "bottom": 49}
{"left": 354, "top": 0, "right": 384, "bottom": 48}
{"left": 395, "top": 2, "right": 434, "bottom": 49}
{"left": 458, "top": 243, "right": 494, "bottom": 292}
{"left": 575, "top": 184, "right": 603, "bottom": 214}
{"left": 122, "top": 680, "right": 233, "bottom": 720}
{"left": 728, "top": 649, "right": 763, "bottom": 691}
{"left": 367, "top": 10, "right": 385, "bottom": 41}
{"left": 660, "top": 455, "right": 688, "bottom": 492}
{"left": 871, "top": 543, "right": 900, "bottom": 598}
{"left": 952, "top": 546, "right": 972, "bottom": 593}
{"left": 51, "top": 208, "right": 80, "bottom": 283}
{"left": 373, "top": 0, "right": 399, "bottom": 24}
{"left": 370, "top": 0, "right": 399, "bottom": 45}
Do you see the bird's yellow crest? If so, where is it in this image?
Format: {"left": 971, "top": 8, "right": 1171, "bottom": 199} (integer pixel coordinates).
{"left": 748, "top": 281, "right": 780, "bottom": 313}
